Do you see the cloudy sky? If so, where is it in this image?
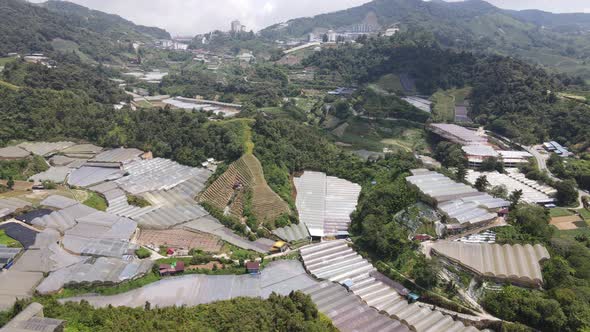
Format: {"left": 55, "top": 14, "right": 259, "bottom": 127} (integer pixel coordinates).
{"left": 28, "top": 0, "right": 590, "bottom": 36}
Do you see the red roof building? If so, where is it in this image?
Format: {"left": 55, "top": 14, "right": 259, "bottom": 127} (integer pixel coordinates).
{"left": 159, "top": 261, "right": 185, "bottom": 276}
{"left": 245, "top": 261, "right": 260, "bottom": 275}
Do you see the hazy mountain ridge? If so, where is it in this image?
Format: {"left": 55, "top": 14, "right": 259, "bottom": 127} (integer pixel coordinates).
{"left": 0, "top": 0, "right": 170, "bottom": 61}
{"left": 261, "top": 0, "right": 590, "bottom": 79}
{"left": 41, "top": 1, "right": 170, "bottom": 40}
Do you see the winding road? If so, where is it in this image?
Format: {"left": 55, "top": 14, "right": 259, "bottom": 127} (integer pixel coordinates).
{"left": 525, "top": 145, "right": 588, "bottom": 208}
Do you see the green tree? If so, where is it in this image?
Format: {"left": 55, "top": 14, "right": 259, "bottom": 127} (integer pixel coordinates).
{"left": 508, "top": 204, "right": 553, "bottom": 241}
{"left": 6, "top": 177, "right": 14, "bottom": 190}
{"left": 483, "top": 286, "right": 567, "bottom": 332}
{"left": 490, "top": 185, "right": 508, "bottom": 199}
{"left": 509, "top": 189, "right": 523, "bottom": 209}
{"left": 455, "top": 165, "right": 467, "bottom": 182}
{"left": 555, "top": 180, "right": 578, "bottom": 206}
{"left": 480, "top": 157, "right": 504, "bottom": 172}
{"left": 412, "top": 256, "right": 439, "bottom": 289}
{"left": 474, "top": 175, "right": 489, "bottom": 192}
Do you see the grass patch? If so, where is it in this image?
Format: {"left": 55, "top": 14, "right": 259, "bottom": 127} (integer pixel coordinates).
{"left": 555, "top": 228, "right": 590, "bottom": 241}
{"left": 430, "top": 87, "right": 472, "bottom": 122}
{"left": 294, "top": 97, "right": 317, "bottom": 111}
{"left": 135, "top": 247, "right": 151, "bottom": 259}
{"left": 375, "top": 74, "right": 403, "bottom": 93}
{"left": 558, "top": 92, "right": 587, "bottom": 102}
{"left": 0, "top": 230, "right": 21, "bottom": 248}
{"left": 0, "top": 156, "right": 48, "bottom": 181}
{"left": 83, "top": 192, "right": 107, "bottom": 211}
{"left": 578, "top": 209, "right": 590, "bottom": 221}
{"left": 134, "top": 100, "right": 153, "bottom": 108}
{"left": 127, "top": 194, "right": 151, "bottom": 208}
{"left": 0, "top": 80, "right": 19, "bottom": 91}
{"left": 0, "top": 57, "right": 17, "bottom": 66}
{"left": 335, "top": 117, "right": 429, "bottom": 153}
{"left": 209, "top": 118, "right": 255, "bottom": 154}
{"left": 549, "top": 208, "right": 574, "bottom": 218}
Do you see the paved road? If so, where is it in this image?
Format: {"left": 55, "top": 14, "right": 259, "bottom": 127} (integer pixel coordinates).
{"left": 526, "top": 145, "right": 589, "bottom": 208}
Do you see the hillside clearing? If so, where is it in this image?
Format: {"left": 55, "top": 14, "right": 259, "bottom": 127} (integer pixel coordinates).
{"left": 430, "top": 87, "right": 472, "bottom": 122}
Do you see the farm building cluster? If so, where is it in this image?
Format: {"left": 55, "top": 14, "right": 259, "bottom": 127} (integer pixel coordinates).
{"left": 406, "top": 169, "right": 509, "bottom": 235}
{"left": 0, "top": 141, "right": 368, "bottom": 311}
{"left": 428, "top": 123, "right": 533, "bottom": 168}
{"left": 300, "top": 240, "right": 480, "bottom": 332}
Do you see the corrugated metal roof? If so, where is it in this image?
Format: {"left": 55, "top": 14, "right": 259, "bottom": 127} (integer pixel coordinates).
{"left": 294, "top": 172, "right": 361, "bottom": 237}
{"left": 40, "top": 195, "right": 78, "bottom": 209}
{"left": 431, "top": 241, "right": 550, "bottom": 287}
{"left": 429, "top": 124, "right": 487, "bottom": 145}
{"left": 11, "top": 229, "right": 85, "bottom": 273}
{"left": 467, "top": 170, "right": 554, "bottom": 204}
{"left": 31, "top": 204, "right": 97, "bottom": 233}
{"left": 272, "top": 222, "right": 310, "bottom": 242}
{"left": 302, "top": 282, "right": 409, "bottom": 332}
{"left": 36, "top": 257, "right": 152, "bottom": 295}
{"left": 116, "top": 158, "right": 209, "bottom": 194}
{"left": 407, "top": 170, "right": 482, "bottom": 203}
{"left": 0, "top": 198, "right": 31, "bottom": 218}
{"left": 29, "top": 166, "right": 71, "bottom": 183}
{"left": 18, "top": 141, "right": 75, "bottom": 156}
{"left": 300, "top": 241, "right": 478, "bottom": 332}
{"left": 91, "top": 148, "right": 144, "bottom": 163}
{"left": 68, "top": 166, "right": 125, "bottom": 188}
{"left": 0, "top": 146, "right": 30, "bottom": 158}
{"left": 0, "top": 271, "right": 44, "bottom": 311}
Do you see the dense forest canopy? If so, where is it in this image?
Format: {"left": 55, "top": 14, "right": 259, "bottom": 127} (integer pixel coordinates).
{"left": 0, "top": 0, "right": 169, "bottom": 61}
{"left": 0, "top": 85, "right": 244, "bottom": 166}
{"left": 2, "top": 53, "right": 126, "bottom": 104}
{"left": 160, "top": 63, "right": 295, "bottom": 107}
{"left": 261, "top": 0, "right": 590, "bottom": 79}
{"left": 304, "top": 33, "right": 590, "bottom": 149}
{"left": 0, "top": 292, "right": 336, "bottom": 332}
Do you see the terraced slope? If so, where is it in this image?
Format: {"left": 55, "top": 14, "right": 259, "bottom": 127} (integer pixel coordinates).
{"left": 200, "top": 154, "right": 290, "bottom": 225}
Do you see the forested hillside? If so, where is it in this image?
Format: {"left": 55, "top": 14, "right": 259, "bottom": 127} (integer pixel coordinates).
{"left": 0, "top": 85, "right": 244, "bottom": 166}
{"left": 0, "top": 0, "right": 169, "bottom": 62}
{"left": 0, "top": 292, "right": 336, "bottom": 332}
{"left": 42, "top": 1, "right": 170, "bottom": 40}
{"left": 304, "top": 33, "right": 590, "bottom": 150}
{"left": 1, "top": 53, "right": 126, "bottom": 104}
{"left": 262, "top": 0, "right": 590, "bottom": 79}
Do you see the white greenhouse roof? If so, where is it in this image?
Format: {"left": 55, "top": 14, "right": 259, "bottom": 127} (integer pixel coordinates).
{"left": 294, "top": 172, "right": 361, "bottom": 237}
{"left": 431, "top": 241, "right": 550, "bottom": 287}
{"left": 300, "top": 241, "right": 478, "bottom": 332}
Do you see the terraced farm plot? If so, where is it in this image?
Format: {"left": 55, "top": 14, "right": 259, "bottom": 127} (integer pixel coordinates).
{"left": 137, "top": 229, "right": 222, "bottom": 253}
{"left": 200, "top": 154, "right": 290, "bottom": 225}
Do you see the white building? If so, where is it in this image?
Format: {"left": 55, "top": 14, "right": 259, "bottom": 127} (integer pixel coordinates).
{"left": 384, "top": 27, "right": 400, "bottom": 36}
{"left": 462, "top": 144, "right": 532, "bottom": 168}
{"left": 327, "top": 30, "right": 337, "bottom": 43}
{"left": 237, "top": 52, "right": 255, "bottom": 63}
{"left": 231, "top": 20, "right": 245, "bottom": 33}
